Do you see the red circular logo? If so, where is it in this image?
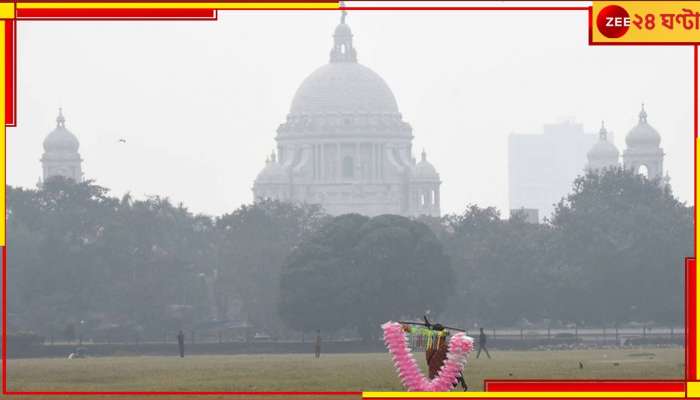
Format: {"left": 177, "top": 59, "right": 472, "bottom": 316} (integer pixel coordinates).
{"left": 596, "top": 5, "right": 630, "bottom": 38}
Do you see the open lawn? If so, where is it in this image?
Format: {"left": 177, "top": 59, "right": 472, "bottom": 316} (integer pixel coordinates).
{"left": 6, "top": 348, "right": 684, "bottom": 396}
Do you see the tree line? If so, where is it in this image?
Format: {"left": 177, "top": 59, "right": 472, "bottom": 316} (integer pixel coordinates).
{"left": 7, "top": 167, "right": 692, "bottom": 342}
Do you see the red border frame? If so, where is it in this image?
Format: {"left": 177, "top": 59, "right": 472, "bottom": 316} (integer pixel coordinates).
{"left": 484, "top": 381, "right": 687, "bottom": 392}
{"left": 688, "top": 258, "right": 697, "bottom": 381}
{"left": 5, "top": 19, "right": 14, "bottom": 127}
{"left": 2, "top": 2, "right": 698, "bottom": 396}
{"left": 16, "top": 8, "right": 219, "bottom": 19}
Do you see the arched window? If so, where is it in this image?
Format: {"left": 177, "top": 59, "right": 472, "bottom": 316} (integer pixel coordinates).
{"left": 340, "top": 44, "right": 346, "bottom": 54}
{"left": 431, "top": 190, "right": 436, "bottom": 205}
{"left": 342, "top": 156, "right": 354, "bottom": 178}
{"left": 638, "top": 164, "right": 649, "bottom": 178}
{"left": 420, "top": 194, "right": 426, "bottom": 206}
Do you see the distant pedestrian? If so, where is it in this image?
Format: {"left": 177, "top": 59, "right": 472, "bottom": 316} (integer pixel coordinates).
{"left": 476, "top": 328, "right": 491, "bottom": 359}
{"left": 314, "top": 329, "right": 321, "bottom": 358}
{"left": 177, "top": 330, "right": 185, "bottom": 358}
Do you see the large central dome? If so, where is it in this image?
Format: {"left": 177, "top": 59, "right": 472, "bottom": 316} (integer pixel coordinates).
{"left": 256, "top": 11, "right": 441, "bottom": 218}
{"left": 288, "top": 17, "right": 399, "bottom": 116}
{"left": 290, "top": 62, "right": 399, "bottom": 115}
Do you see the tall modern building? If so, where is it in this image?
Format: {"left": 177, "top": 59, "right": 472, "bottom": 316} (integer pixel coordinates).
{"left": 40, "top": 108, "right": 83, "bottom": 183}
{"left": 252, "top": 12, "right": 441, "bottom": 217}
{"left": 508, "top": 120, "right": 597, "bottom": 221}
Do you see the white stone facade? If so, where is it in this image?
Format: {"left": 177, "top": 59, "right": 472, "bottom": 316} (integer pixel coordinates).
{"left": 40, "top": 108, "right": 83, "bottom": 183}
{"left": 253, "top": 15, "right": 440, "bottom": 217}
{"left": 622, "top": 105, "right": 665, "bottom": 180}
{"left": 586, "top": 122, "right": 620, "bottom": 172}
{"left": 587, "top": 104, "right": 667, "bottom": 182}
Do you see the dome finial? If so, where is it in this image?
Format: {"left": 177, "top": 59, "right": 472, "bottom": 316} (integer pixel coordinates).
{"left": 56, "top": 107, "right": 65, "bottom": 128}
{"left": 270, "top": 150, "right": 277, "bottom": 163}
{"left": 639, "top": 102, "right": 647, "bottom": 123}
{"left": 599, "top": 120, "right": 607, "bottom": 141}
{"left": 421, "top": 148, "right": 427, "bottom": 161}
{"left": 330, "top": 1, "right": 357, "bottom": 63}
{"left": 340, "top": 0, "right": 347, "bottom": 24}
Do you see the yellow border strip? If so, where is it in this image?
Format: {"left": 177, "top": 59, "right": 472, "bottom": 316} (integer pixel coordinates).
{"left": 0, "top": 20, "right": 6, "bottom": 247}
{"left": 16, "top": 2, "right": 337, "bottom": 9}
{"left": 0, "top": 3, "right": 14, "bottom": 19}
{"left": 696, "top": 136, "right": 700, "bottom": 383}
{"left": 362, "top": 392, "right": 686, "bottom": 398}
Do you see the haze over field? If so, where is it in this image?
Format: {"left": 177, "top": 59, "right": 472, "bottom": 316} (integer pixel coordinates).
{"left": 8, "top": 7, "right": 694, "bottom": 216}
{"left": 5, "top": 4, "right": 692, "bottom": 391}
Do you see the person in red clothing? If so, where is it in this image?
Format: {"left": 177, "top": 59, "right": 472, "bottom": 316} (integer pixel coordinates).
{"left": 423, "top": 319, "right": 468, "bottom": 390}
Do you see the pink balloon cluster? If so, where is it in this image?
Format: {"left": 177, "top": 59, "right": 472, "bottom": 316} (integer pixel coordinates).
{"left": 382, "top": 321, "right": 474, "bottom": 392}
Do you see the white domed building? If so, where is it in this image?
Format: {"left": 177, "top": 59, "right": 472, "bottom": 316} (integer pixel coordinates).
{"left": 586, "top": 121, "right": 620, "bottom": 172}
{"left": 253, "top": 13, "right": 441, "bottom": 217}
{"left": 40, "top": 108, "right": 83, "bottom": 183}
{"left": 585, "top": 104, "right": 668, "bottom": 185}
{"left": 623, "top": 104, "right": 664, "bottom": 179}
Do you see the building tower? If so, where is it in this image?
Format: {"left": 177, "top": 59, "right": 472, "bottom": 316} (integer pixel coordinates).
{"left": 410, "top": 150, "right": 440, "bottom": 216}
{"left": 586, "top": 121, "right": 620, "bottom": 172}
{"left": 40, "top": 108, "right": 83, "bottom": 183}
{"left": 253, "top": 150, "right": 289, "bottom": 201}
{"left": 252, "top": 10, "right": 441, "bottom": 217}
{"left": 623, "top": 104, "right": 664, "bottom": 179}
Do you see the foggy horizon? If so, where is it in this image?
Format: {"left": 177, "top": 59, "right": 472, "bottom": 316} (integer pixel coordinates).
{"left": 6, "top": 3, "right": 693, "bottom": 390}
{"left": 8, "top": 9, "right": 694, "bottom": 217}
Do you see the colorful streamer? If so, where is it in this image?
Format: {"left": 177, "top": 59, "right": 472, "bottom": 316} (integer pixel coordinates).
{"left": 402, "top": 325, "right": 447, "bottom": 352}
{"left": 382, "top": 321, "right": 474, "bottom": 392}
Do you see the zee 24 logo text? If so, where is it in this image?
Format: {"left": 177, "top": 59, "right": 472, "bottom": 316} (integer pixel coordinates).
{"left": 596, "top": 4, "right": 700, "bottom": 39}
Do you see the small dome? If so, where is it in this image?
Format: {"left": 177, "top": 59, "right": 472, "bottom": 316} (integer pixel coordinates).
{"left": 334, "top": 22, "right": 352, "bottom": 37}
{"left": 255, "top": 152, "right": 288, "bottom": 183}
{"left": 587, "top": 123, "right": 619, "bottom": 160}
{"left": 588, "top": 140, "right": 619, "bottom": 160}
{"left": 412, "top": 150, "right": 439, "bottom": 180}
{"left": 43, "top": 109, "right": 79, "bottom": 152}
{"left": 626, "top": 104, "right": 661, "bottom": 148}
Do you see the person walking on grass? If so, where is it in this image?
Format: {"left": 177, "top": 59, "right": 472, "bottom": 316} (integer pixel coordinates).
{"left": 314, "top": 329, "right": 321, "bottom": 358}
{"left": 476, "top": 327, "right": 491, "bottom": 359}
{"left": 177, "top": 330, "right": 185, "bottom": 358}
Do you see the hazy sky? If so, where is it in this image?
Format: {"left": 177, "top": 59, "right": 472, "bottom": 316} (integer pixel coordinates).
{"left": 9, "top": 4, "right": 695, "bottom": 217}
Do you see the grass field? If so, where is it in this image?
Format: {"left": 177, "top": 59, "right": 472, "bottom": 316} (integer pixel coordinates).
{"left": 6, "top": 348, "right": 684, "bottom": 396}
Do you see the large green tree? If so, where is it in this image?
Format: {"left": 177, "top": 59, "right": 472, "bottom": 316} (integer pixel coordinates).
{"left": 8, "top": 178, "right": 217, "bottom": 338}
{"left": 8, "top": 179, "right": 329, "bottom": 340}
{"left": 442, "top": 205, "right": 557, "bottom": 327}
{"left": 8, "top": 178, "right": 118, "bottom": 334}
{"left": 214, "top": 200, "right": 327, "bottom": 337}
{"left": 550, "top": 167, "right": 692, "bottom": 325}
{"left": 8, "top": 166, "right": 692, "bottom": 341}
{"left": 278, "top": 214, "right": 454, "bottom": 339}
